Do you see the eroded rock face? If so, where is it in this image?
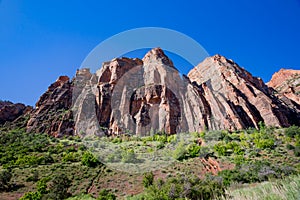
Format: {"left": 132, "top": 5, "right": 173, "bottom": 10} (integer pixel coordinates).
{"left": 0, "top": 101, "right": 32, "bottom": 125}
{"left": 26, "top": 48, "right": 300, "bottom": 137}
{"left": 188, "top": 55, "right": 300, "bottom": 130}
{"left": 267, "top": 69, "right": 300, "bottom": 106}
{"left": 26, "top": 76, "right": 74, "bottom": 137}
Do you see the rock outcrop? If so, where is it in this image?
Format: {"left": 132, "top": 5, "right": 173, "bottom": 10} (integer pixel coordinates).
{"left": 0, "top": 101, "right": 32, "bottom": 125}
{"left": 267, "top": 69, "right": 300, "bottom": 106}
{"left": 188, "top": 55, "right": 300, "bottom": 129}
{"left": 23, "top": 48, "right": 300, "bottom": 137}
{"left": 26, "top": 76, "right": 74, "bottom": 137}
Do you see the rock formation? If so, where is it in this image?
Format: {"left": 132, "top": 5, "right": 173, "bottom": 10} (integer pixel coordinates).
{"left": 267, "top": 69, "right": 300, "bottom": 106}
{"left": 26, "top": 76, "right": 74, "bottom": 137}
{"left": 0, "top": 101, "right": 32, "bottom": 125}
{"left": 188, "top": 55, "right": 300, "bottom": 130}
{"left": 20, "top": 48, "right": 300, "bottom": 137}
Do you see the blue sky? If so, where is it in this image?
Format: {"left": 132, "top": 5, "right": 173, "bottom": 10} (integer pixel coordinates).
{"left": 1, "top": 0, "right": 300, "bottom": 106}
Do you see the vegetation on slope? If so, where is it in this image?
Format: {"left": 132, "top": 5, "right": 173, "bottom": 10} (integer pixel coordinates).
{"left": 0, "top": 123, "right": 300, "bottom": 199}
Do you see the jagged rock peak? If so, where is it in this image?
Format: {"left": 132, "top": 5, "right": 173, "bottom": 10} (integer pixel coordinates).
{"left": 267, "top": 68, "right": 300, "bottom": 88}
{"left": 267, "top": 68, "right": 300, "bottom": 105}
{"left": 188, "top": 54, "right": 299, "bottom": 129}
{"left": 142, "top": 47, "right": 174, "bottom": 68}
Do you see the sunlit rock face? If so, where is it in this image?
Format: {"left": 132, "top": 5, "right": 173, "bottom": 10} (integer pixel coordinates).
{"left": 26, "top": 48, "right": 300, "bottom": 137}
{"left": 188, "top": 55, "right": 300, "bottom": 130}
{"left": 267, "top": 69, "right": 300, "bottom": 107}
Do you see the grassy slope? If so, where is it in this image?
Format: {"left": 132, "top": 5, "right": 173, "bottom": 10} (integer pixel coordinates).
{"left": 0, "top": 124, "right": 300, "bottom": 199}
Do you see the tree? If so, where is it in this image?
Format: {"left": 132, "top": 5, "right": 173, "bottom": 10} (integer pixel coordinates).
{"left": 81, "top": 151, "right": 100, "bottom": 167}
{"left": 45, "top": 174, "right": 71, "bottom": 200}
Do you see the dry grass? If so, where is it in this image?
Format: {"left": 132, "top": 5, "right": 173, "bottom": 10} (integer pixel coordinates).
{"left": 223, "top": 175, "right": 300, "bottom": 200}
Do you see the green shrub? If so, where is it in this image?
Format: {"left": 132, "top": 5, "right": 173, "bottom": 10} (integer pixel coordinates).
{"left": 172, "top": 141, "right": 187, "bottom": 161}
{"left": 143, "top": 172, "right": 154, "bottom": 188}
{"left": 81, "top": 151, "right": 100, "bottom": 167}
{"left": 139, "top": 175, "right": 226, "bottom": 200}
{"left": 121, "top": 149, "right": 138, "bottom": 163}
{"left": 285, "top": 125, "right": 300, "bottom": 138}
{"left": 97, "top": 189, "right": 116, "bottom": 200}
{"left": 0, "top": 169, "right": 12, "bottom": 191}
{"left": 63, "top": 152, "right": 80, "bottom": 162}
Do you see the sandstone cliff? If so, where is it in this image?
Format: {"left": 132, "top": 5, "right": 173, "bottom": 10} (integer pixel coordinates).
{"left": 267, "top": 69, "right": 300, "bottom": 106}
{"left": 26, "top": 76, "right": 74, "bottom": 137}
{"left": 21, "top": 48, "right": 300, "bottom": 137}
{"left": 188, "top": 55, "right": 299, "bottom": 130}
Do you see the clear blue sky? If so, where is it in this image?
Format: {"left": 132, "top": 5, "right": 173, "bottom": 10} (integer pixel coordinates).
{"left": 1, "top": 0, "right": 300, "bottom": 106}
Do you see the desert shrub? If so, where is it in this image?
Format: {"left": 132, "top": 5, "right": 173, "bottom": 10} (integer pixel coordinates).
{"left": 285, "top": 125, "right": 300, "bottom": 138}
{"left": 139, "top": 175, "right": 226, "bottom": 200}
{"left": 172, "top": 141, "right": 187, "bottom": 161}
{"left": 97, "top": 189, "right": 116, "bottom": 200}
{"left": 63, "top": 152, "right": 80, "bottom": 162}
{"left": 0, "top": 169, "right": 12, "bottom": 191}
{"left": 44, "top": 174, "right": 71, "bottom": 200}
{"left": 121, "top": 149, "right": 139, "bottom": 163}
{"left": 286, "top": 143, "right": 295, "bottom": 150}
{"left": 254, "top": 138, "right": 275, "bottom": 149}
{"left": 143, "top": 172, "right": 154, "bottom": 188}
{"left": 218, "top": 160, "right": 296, "bottom": 186}
{"left": 214, "top": 141, "right": 244, "bottom": 156}
{"left": 294, "top": 146, "right": 300, "bottom": 157}
{"left": 19, "top": 191, "right": 42, "bottom": 200}
{"left": 186, "top": 143, "right": 201, "bottom": 158}
{"left": 26, "top": 170, "right": 39, "bottom": 182}
{"left": 19, "top": 178, "right": 49, "bottom": 200}
{"left": 81, "top": 151, "right": 100, "bottom": 167}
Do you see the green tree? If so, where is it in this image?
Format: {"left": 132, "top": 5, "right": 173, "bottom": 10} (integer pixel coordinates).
{"left": 81, "top": 151, "right": 100, "bottom": 167}
{"left": 45, "top": 174, "right": 71, "bottom": 200}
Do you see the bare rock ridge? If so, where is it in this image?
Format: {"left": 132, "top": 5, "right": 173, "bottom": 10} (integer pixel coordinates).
{"left": 17, "top": 48, "right": 300, "bottom": 136}
{"left": 26, "top": 76, "right": 74, "bottom": 137}
{"left": 188, "top": 55, "right": 299, "bottom": 130}
{"left": 267, "top": 69, "right": 300, "bottom": 106}
{"left": 0, "top": 101, "right": 32, "bottom": 125}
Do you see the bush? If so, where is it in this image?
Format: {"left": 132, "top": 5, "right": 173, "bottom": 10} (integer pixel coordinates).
{"left": 0, "top": 169, "right": 12, "bottom": 191}
{"left": 97, "top": 189, "right": 116, "bottom": 200}
{"left": 81, "top": 151, "right": 100, "bottom": 167}
{"left": 143, "top": 172, "right": 154, "bottom": 188}
{"left": 121, "top": 149, "right": 139, "bottom": 163}
{"left": 45, "top": 174, "right": 71, "bottom": 200}
{"left": 63, "top": 152, "right": 80, "bottom": 162}
{"left": 285, "top": 125, "right": 300, "bottom": 138}
{"left": 172, "top": 141, "right": 187, "bottom": 161}
{"left": 140, "top": 175, "right": 226, "bottom": 200}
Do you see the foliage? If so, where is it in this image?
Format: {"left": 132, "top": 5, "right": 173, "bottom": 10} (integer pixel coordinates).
{"left": 285, "top": 125, "right": 300, "bottom": 138}
{"left": 223, "top": 175, "right": 300, "bottom": 200}
{"left": 19, "top": 177, "right": 50, "bottom": 200}
{"left": 43, "top": 174, "right": 71, "bottom": 200}
{"left": 143, "top": 172, "right": 154, "bottom": 188}
{"left": 218, "top": 160, "right": 296, "bottom": 186}
{"left": 172, "top": 140, "right": 187, "bottom": 161}
{"left": 214, "top": 141, "right": 244, "bottom": 156}
{"left": 121, "top": 149, "right": 139, "bottom": 163}
{"left": 0, "top": 169, "right": 12, "bottom": 191}
{"left": 134, "top": 175, "right": 226, "bottom": 200}
{"left": 81, "top": 151, "right": 100, "bottom": 167}
{"left": 97, "top": 189, "right": 116, "bottom": 200}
